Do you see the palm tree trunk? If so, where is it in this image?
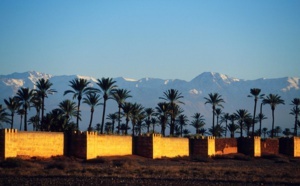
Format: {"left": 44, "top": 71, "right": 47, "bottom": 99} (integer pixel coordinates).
{"left": 20, "top": 115, "right": 23, "bottom": 130}
{"left": 11, "top": 113, "right": 14, "bottom": 129}
{"left": 88, "top": 110, "right": 94, "bottom": 131}
{"left": 41, "top": 97, "right": 45, "bottom": 131}
{"left": 212, "top": 109, "right": 215, "bottom": 136}
{"left": 295, "top": 110, "right": 298, "bottom": 136}
{"left": 118, "top": 105, "right": 121, "bottom": 134}
{"left": 24, "top": 109, "right": 27, "bottom": 131}
{"left": 76, "top": 99, "right": 81, "bottom": 130}
{"left": 101, "top": 100, "right": 107, "bottom": 134}
{"left": 125, "top": 117, "right": 129, "bottom": 135}
{"left": 259, "top": 103, "right": 263, "bottom": 137}
{"left": 240, "top": 122, "right": 243, "bottom": 138}
{"left": 271, "top": 109, "right": 275, "bottom": 138}
{"left": 252, "top": 99, "right": 257, "bottom": 137}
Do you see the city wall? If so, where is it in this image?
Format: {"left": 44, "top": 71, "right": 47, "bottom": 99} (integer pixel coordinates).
{"left": 1, "top": 129, "right": 299, "bottom": 160}
{"left": 134, "top": 134, "right": 189, "bottom": 159}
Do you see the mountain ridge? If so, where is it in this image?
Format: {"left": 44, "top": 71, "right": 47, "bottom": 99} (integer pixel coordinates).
{"left": 0, "top": 71, "right": 299, "bottom": 133}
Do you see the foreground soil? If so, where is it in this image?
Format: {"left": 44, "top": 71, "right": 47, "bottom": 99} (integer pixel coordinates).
{"left": 0, "top": 154, "right": 299, "bottom": 186}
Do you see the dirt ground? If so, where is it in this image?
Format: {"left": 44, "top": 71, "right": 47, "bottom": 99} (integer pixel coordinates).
{"left": 0, "top": 154, "right": 300, "bottom": 185}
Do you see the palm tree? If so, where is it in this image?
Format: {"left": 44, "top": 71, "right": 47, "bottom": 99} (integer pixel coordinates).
{"left": 35, "top": 78, "right": 57, "bottom": 130}
{"left": 106, "top": 113, "right": 118, "bottom": 134}
{"left": 58, "top": 99, "right": 78, "bottom": 130}
{"left": 112, "top": 89, "right": 132, "bottom": 134}
{"left": 215, "top": 108, "right": 222, "bottom": 126}
{"left": 291, "top": 98, "right": 300, "bottom": 136}
{"left": 221, "top": 113, "right": 230, "bottom": 137}
{"left": 31, "top": 95, "right": 42, "bottom": 130}
{"left": 83, "top": 92, "right": 102, "bottom": 131}
{"left": 248, "top": 88, "right": 264, "bottom": 137}
{"left": 235, "top": 109, "right": 251, "bottom": 138}
{"left": 151, "top": 117, "right": 157, "bottom": 133}
{"left": 64, "top": 78, "right": 93, "bottom": 130}
{"left": 190, "top": 113, "right": 205, "bottom": 135}
{"left": 274, "top": 126, "right": 282, "bottom": 137}
{"left": 129, "top": 103, "right": 144, "bottom": 137}
{"left": 121, "top": 102, "right": 134, "bottom": 135}
{"left": 177, "top": 114, "right": 189, "bottom": 137}
{"left": 96, "top": 77, "right": 118, "bottom": 134}
{"left": 290, "top": 107, "right": 300, "bottom": 136}
{"left": 15, "top": 87, "right": 34, "bottom": 131}
{"left": 144, "top": 108, "right": 155, "bottom": 133}
{"left": 256, "top": 113, "right": 267, "bottom": 136}
{"left": 263, "top": 94, "right": 285, "bottom": 138}
{"left": 227, "top": 114, "right": 237, "bottom": 138}
{"left": 262, "top": 127, "right": 268, "bottom": 139}
{"left": 0, "top": 105, "right": 10, "bottom": 128}
{"left": 204, "top": 93, "right": 225, "bottom": 136}
{"left": 17, "top": 108, "right": 25, "bottom": 130}
{"left": 159, "top": 89, "right": 184, "bottom": 136}
{"left": 155, "top": 102, "right": 169, "bottom": 136}
{"left": 28, "top": 115, "right": 39, "bottom": 131}
{"left": 283, "top": 128, "right": 292, "bottom": 137}
{"left": 4, "top": 97, "right": 20, "bottom": 129}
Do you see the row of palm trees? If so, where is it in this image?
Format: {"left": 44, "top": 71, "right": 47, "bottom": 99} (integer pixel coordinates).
{"left": 1, "top": 77, "right": 299, "bottom": 138}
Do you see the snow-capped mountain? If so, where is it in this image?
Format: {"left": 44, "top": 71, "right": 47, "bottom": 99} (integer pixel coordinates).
{"left": 0, "top": 71, "right": 299, "bottom": 133}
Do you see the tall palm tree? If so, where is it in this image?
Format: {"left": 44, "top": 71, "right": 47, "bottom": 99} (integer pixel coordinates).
{"left": 4, "top": 97, "right": 20, "bottom": 129}
{"left": 291, "top": 98, "right": 300, "bottom": 136}
{"left": 177, "top": 114, "right": 189, "bottom": 137}
{"left": 215, "top": 108, "right": 222, "bottom": 127}
{"left": 144, "top": 108, "right": 155, "bottom": 133}
{"left": 31, "top": 95, "right": 42, "bottom": 130}
{"left": 190, "top": 113, "right": 205, "bottom": 135}
{"left": 256, "top": 113, "right": 267, "bottom": 136}
{"left": 112, "top": 89, "right": 132, "bottom": 134}
{"left": 221, "top": 113, "right": 230, "bottom": 137}
{"left": 96, "top": 77, "right": 118, "bottom": 134}
{"left": 17, "top": 108, "right": 25, "bottom": 130}
{"left": 262, "top": 127, "right": 268, "bottom": 139}
{"left": 248, "top": 88, "right": 264, "bottom": 137}
{"left": 263, "top": 94, "right": 285, "bottom": 138}
{"left": 35, "top": 78, "right": 57, "bottom": 130}
{"left": 106, "top": 113, "right": 118, "bottom": 134}
{"left": 129, "top": 103, "right": 144, "bottom": 137}
{"left": 282, "top": 128, "right": 292, "bottom": 137}
{"left": 155, "top": 102, "right": 169, "bottom": 136}
{"left": 58, "top": 99, "right": 78, "bottom": 130}
{"left": 64, "top": 78, "right": 93, "bottom": 130}
{"left": 0, "top": 105, "right": 10, "bottom": 128}
{"left": 83, "top": 92, "right": 102, "bottom": 131}
{"left": 15, "top": 87, "right": 34, "bottom": 131}
{"left": 204, "top": 93, "right": 225, "bottom": 136}
{"left": 159, "top": 89, "right": 184, "bottom": 136}
{"left": 121, "top": 102, "right": 134, "bottom": 135}
{"left": 235, "top": 109, "right": 251, "bottom": 138}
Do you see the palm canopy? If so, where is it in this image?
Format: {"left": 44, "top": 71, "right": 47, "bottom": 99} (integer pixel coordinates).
{"left": 4, "top": 97, "right": 20, "bottom": 129}
{"left": 204, "top": 93, "right": 225, "bottom": 136}
{"left": 263, "top": 94, "right": 285, "bottom": 138}
{"left": 234, "top": 109, "right": 251, "bottom": 137}
{"left": 112, "top": 89, "right": 132, "bottom": 134}
{"left": 64, "top": 78, "right": 94, "bottom": 130}
{"left": 159, "top": 89, "right": 184, "bottom": 105}
{"left": 83, "top": 92, "right": 102, "bottom": 131}
{"left": 35, "top": 78, "right": 57, "bottom": 130}
{"left": 248, "top": 88, "right": 264, "bottom": 137}
{"left": 96, "top": 77, "right": 118, "bottom": 134}
{"left": 15, "top": 87, "right": 35, "bottom": 131}
{"left": 159, "top": 89, "right": 184, "bottom": 136}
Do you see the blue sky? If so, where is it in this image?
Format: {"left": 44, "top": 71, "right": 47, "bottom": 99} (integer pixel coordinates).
{"left": 0, "top": 0, "right": 299, "bottom": 81}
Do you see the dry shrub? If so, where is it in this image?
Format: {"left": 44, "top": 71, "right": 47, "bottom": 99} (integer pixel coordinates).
{"left": 0, "top": 158, "right": 32, "bottom": 168}
{"left": 45, "top": 162, "right": 66, "bottom": 170}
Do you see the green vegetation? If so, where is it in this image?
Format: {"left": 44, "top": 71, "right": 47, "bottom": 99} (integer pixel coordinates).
{"left": 1, "top": 77, "right": 299, "bottom": 138}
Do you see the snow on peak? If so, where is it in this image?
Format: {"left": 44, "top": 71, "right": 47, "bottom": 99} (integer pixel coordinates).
{"left": 123, "top": 77, "right": 137, "bottom": 82}
{"left": 282, "top": 77, "right": 299, "bottom": 91}
{"left": 189, "top": 89, "right": 201, "bottom": 95}
{"left": 77, "top": 75, "right": 97, "bottom": 82}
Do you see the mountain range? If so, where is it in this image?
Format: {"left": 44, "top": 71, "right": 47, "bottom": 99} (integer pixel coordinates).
{"left": 0, "top": 71, "right": 299, "bottom": 133}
